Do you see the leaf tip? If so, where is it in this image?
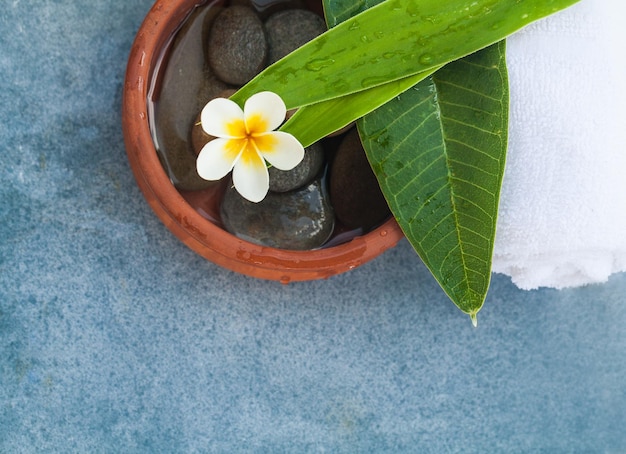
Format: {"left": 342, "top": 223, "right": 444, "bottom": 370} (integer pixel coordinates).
{"left": 469, "top": 311, "right": 478, "bottom": 328}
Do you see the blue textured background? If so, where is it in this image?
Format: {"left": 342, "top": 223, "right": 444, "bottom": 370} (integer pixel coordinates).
{"left": 1, "top": 1, "right": 625, "bottom": 452}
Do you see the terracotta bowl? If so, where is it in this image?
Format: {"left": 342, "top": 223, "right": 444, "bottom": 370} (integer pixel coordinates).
{"left": 122, "top": 0, "right": 404, "bottom": 282}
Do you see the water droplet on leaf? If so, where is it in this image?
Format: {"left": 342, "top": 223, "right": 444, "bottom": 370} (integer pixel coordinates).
{"left": 361, "top": 76, "right": 389, "bottom": 88}
{"left": 305, "top": 58, "right": 335, "bottom": 72}
{"left": 419, "top": 53, "right": 434, "bottom": 65}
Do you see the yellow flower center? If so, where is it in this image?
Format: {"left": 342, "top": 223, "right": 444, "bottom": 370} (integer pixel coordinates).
{"left": 223, "top": 114, "right": 278, "bottom": 165}
{"left": 225, "top": 118, "right": 247, "bottom": 138}
{"left": 244, "top": 113, "right": 268, "bottom": 135}
{"left": 224, "top": 114, "right": 269, "bottom": 137}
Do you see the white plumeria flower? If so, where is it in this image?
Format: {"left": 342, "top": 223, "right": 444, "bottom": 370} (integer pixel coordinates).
{"left": 196, "top": 91, "right": 305, "bottom": 203}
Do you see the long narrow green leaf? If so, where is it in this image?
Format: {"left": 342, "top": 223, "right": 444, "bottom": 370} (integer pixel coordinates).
{"left": 277, "top": 0, "right": 413, "bottom": 147}
{"left": 280, "top": 68, "right": 440, "bottom": 148}
{"left": 232, "top": 0, "right": 579, "bottom": 110}
{"left": 358, "top": 42, "right": 509, "bottom": 320}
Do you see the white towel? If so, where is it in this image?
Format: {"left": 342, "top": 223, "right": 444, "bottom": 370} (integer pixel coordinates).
{"left": 492, "top": 0, "right": 626, "bottom": 290}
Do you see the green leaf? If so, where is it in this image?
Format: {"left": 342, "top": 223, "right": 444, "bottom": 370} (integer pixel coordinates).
{"left": 232, "top": 0, "right": 579, "bottom": 110}
{"left": 279, "top": 0, "right": 433, "bottom": 147}
{"left": 323, "top": 0, "right": 383, "bottom": 27}
{"left": 280, "top": 69, "right": 440, "bottom": 148}
{"left": 358, "top": 41, "right": 509, "bottom": 318}
{"left": 278, "top": 0, "right": 419, "bottom": 148}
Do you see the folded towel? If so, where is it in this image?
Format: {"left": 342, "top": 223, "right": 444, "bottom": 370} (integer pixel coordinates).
{"left": 492, "top": 0, "right": 626, "bottom": 290}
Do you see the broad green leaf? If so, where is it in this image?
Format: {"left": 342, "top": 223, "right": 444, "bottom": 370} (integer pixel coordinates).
{"left": 323, "top": 0, "right": 509, "bottom": 320}
{"left": 232, "top": 0, "right": 580, "bottom": 110}
{"left": 280, "top": 69, "right": 441, "bottom": 148}
{"left": 358, "top": 41, "right": 509, "bottom": 320}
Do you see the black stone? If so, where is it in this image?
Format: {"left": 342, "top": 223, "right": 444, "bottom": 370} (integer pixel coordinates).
{"left": 207, "top": 6, "right": 268, "bottom": 85}
{"left": 265, "top": 9, "right": 327, "bottom": 64}
{"left": 152, "top": 6, "right": 227, "bottom": 190}
{"left": 329, "top": 128, "right": 390, "bottom": 230}
{"left": 268, "top": 141, "right": 325, "bottom": 192}
{"left": 221, "top": 177, "right": 334, "bottom": 250}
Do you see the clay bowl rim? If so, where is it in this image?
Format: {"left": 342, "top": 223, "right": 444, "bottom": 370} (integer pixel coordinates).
{"left": 121, "top": 0, "right": 404, "bottom": 282}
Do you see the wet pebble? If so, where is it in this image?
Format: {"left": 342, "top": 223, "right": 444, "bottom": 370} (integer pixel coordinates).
{"left": 190, "top": 111, "right": 214, "bottom": 158}
{"left": 190, "top": 88, "right": 237, "bottom": 156}
{"left": 221, "top": 178, "right": 334, "bottom": 250}
{"left": 329, "top": 128, "right": 390, "bottom": 229}
{"left": 269, "top": 141, "right": 325, "bottom": 192}
{"left": 207, "top": 6, "right": 268, "bottom": 85}
{"left": 265, "top": 9, "right": 327, "bottom": 64}
{"left": 153, "top": 6, "right": 227, "bottom": 191}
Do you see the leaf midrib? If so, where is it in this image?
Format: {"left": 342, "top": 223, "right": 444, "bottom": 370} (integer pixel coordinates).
{"left": 433, "top": 74, "right": 474, "bottom": 303}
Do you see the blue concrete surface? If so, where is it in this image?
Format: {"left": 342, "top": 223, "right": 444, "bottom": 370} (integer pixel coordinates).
{"left": 1, "top": 1, "right": 625, "bottom": 452}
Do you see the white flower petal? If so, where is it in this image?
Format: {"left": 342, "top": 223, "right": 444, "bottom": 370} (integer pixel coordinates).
{"left": 244, "top": 91, "right": 287, "bottom": 133}
{"left": 196, "top": 138, "right": 243, "bottom": 181}
{"left": 257, "top": 131, "right": 305, "bottom": 171}
{"left": 232, "top": 150, "right": 269, "bottom": 203}
{"left": 200, "top": 97, "right": 245, "bottom": 138}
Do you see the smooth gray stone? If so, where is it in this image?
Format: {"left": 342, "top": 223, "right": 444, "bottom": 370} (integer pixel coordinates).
{"left": 265, "top": 9, "right": 327, "bottom": 64}
{"left": 268, "top": 141, "right": 325, "bottom": 192}
{"left": 329, "top": 128, "right": 390, "bottom": 230}
{"left": 152, "top": 5, "right": 227, "bottom": 190}
{"left": 207, "top": 6, "right": 268, "bottom": 85}
{"left": 221, "top": 177, "right": 334, "bottom": 249}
